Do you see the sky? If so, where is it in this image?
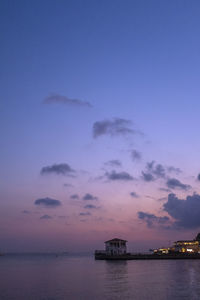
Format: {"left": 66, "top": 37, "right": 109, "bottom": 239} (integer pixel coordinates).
{"left": 1, "top": 0, "right": 200, "bottom": 252}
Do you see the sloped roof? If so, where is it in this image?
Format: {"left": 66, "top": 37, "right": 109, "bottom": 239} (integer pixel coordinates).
{"left": 105, "top": 238, "right": 127, "bottom": 243}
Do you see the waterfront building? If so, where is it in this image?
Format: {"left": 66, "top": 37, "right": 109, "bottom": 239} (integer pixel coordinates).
{"left": 173, "top": 240, "right": 199, "bottom": 253}
{"left": 153, "top": 248, "right": 170, "bottom": 254}
{"left": 105, "top": 238, "right": 127, "bottom": 255}
{"left": 95, "top": 234, "right": 200, "bottom": 260}
{"left": 153, "top": 233, "right": 200, "bottom": 254}
{"left": 173, "top": 233, "right": 200, "bottom": 253}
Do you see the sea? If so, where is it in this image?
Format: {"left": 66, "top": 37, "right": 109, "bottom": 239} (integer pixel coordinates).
{"left": 1, "top": 253, "right": 200, "bottom": 299}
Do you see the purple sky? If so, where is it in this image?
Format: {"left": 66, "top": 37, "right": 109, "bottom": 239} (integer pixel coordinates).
{"left": 1, "top": 0, "right": 200, "bottom": 252}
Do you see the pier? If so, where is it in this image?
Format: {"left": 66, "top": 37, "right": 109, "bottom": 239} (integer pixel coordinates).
{"left": 95, "top": 252, "right": 200, "bottom": 260}
{"left": 95, "top": 234, "right": 200, "bottom": 260}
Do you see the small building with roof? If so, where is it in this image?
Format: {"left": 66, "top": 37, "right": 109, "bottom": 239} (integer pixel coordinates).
{"left": 105, "top": 238, "right": 127, "bottom": 256}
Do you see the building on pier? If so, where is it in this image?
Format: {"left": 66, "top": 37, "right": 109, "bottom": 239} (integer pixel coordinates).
{"left": 154, "top": 233, "right": 200, "bottom": 254}
{"left": 105, "top": 238, "right": 127, "bottom": 255}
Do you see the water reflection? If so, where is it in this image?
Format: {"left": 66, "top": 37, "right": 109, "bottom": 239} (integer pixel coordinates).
{"left": 165, "top": 261, "right": 200, "bottom": 299}
{"left": 102, "top": 260, "right": 200, "bottom": 300}
{"left": 2, "top": 255, "right": 200, "bottom": 299}
{"left": 103, "top": 261, "right": 131, "bottom": 299}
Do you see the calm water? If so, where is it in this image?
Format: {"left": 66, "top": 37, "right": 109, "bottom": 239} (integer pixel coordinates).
{"left": 1, "top": 254, "right": 200, "bottom": 299}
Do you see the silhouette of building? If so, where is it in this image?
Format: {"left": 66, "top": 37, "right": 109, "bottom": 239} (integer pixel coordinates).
{"left": 105, "top": 238, "right": 127, "bottom": 255}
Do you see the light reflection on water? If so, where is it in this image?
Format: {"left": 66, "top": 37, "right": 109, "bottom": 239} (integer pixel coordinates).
{"left": 104, "top": 261, "right": 130, "bottom": 299}
{"left": 1, "top": 254, "right": 200, "bottom": 299}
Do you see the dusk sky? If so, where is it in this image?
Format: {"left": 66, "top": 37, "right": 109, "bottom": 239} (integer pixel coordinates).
{"left": 1, "top": 0, "right": 200, "bottom": 252}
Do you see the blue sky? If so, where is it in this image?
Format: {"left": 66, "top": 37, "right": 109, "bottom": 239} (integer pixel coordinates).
{"left": 1, "top": 0, "right": 200, "bottom": 252}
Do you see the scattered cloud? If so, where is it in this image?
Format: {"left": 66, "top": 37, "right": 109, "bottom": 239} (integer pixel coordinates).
{"left": 44, "top": 94, "right": 92, "bottom": 107}
{"left": 142, "top": 172, "right": 155, "bottom": 182}
{"left": 93, "top": 118, "right": 138, "bottom": 138}
{"left": 40, "top": 214, "right": 52, "bottom": 220}
{"left": 70, "top": 194, "right": 79, "bottom": 200}
{"left": 58, "top": 215, "right": 67, "bottom": 219}
{"left": 167, "top": 166, "right": 182, "bottom": 174}
{"left": 131, "top": 150, "right": 142, "bottom": 161}
{"left": 79, "top": 212, "right": 91, "bottom": 216}
{"left": 166, "top": 178, "right": 191, "bottom": 191}
{"left": 107, "top": 218, "right": 115, "bottom": 222}
{"left": 142, "top": 161, "right": 182, "bottom": 183}
{"left": 130, "top": 192, "right": 139, "bottom": 198}
{"left": 104, "top": 160, "right": 122, "bottom": 167}
{"left": 34, "top": 197, "right": 61, "bottom": 207}
{"left": 159, "top": 187, "right": 171, "bottom": 193}
{"left": 84, "top": 204, "right": 99, "bottom": 209}
{"left": 21, "top": 210, "right": 31, "bottom": 214}
{"left": 147, "top": 161, "right": 166, "bottom": 178}
{"left": 63, "top": 183, "right": 73, "bottom": 187}
{"left": 82, "top": 193, "right": 98, "bottom": 201}
{"left": 141, "top": 161, "right": 165, "bottom": 182}
{"left": 158, "top": 197, "right": 168, "bottom": 202}
{"left": 145, "top": 195, "right": 156, "bottom": 200}
{"left": 163, "top": 193, "right": 200, "bottom": 228}
{"left": 105, "top": 170, "right": 134, "bottom": 181}
{"left": 139, "top": 192, "right": 200, "bottom": 230}
{"left": 41, "top": 163, "right": 75, "bottom": 176}
{"left": 138, "top": 211, "right": 170, "bottom": 228}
